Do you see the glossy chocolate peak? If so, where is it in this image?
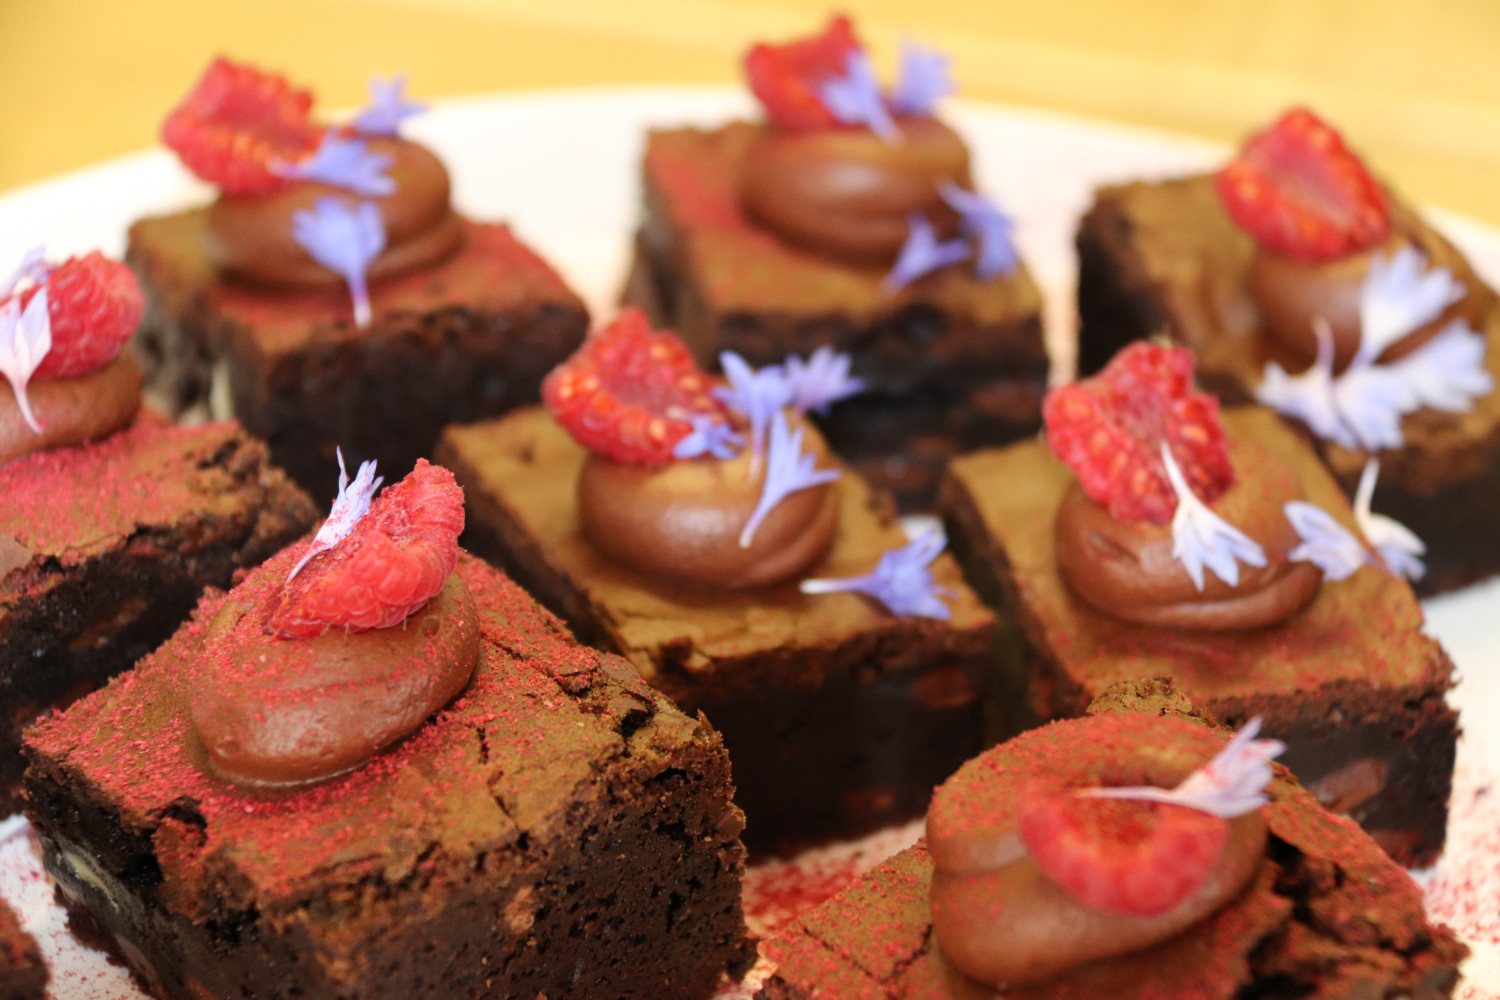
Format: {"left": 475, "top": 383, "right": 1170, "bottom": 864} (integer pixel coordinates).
{"left": 1252, "top": 228, "right": 1483, "bottom": 374}
{"left": 740, "top": 116, "right": 971, "bottom": 264}
{"left": 928, "top": 716, "right": 1267, "bottom": 988}
{"left": 203, "top": 135, "right": 464, "bottom": 289}
{"left": 1054, "top": 435, "right": 1321, "bottom": 630}
{"left": 0, "top": 354, "right": 142, "bottom": 466}
{"left": 190, "top": 570, "right": 480, "bottom": 787}
{"left": 576, "top": 414, "right": 839, "bottom": 589}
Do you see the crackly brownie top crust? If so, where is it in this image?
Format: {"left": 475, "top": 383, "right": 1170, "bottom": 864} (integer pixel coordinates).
{"left": 23, "top": 551, "right": 708, "bottom": 915}
{"left": 645, "top": 123, "right": 1044, "bottom": 333}
{"left": 129, "top": 211, "right": 583, "bottom": 358}
{"left": 944, "top": 407, "right": 1453, "bottom": 707}
{"left": 1092, "top": 173, "right": 1500, "bottom": 489}
{"left": 0, "top": 419, "right": 309, "bottom": 585}
{"left": 442, "top": 407, "right": 995, "bottom": 703}
{"left": 763, "top": 710, "right": 1466, "bottom": 1000}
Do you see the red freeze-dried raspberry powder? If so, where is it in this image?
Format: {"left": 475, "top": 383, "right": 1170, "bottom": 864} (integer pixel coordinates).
{"left": 265, "top": 460, "right": 464, "bottom": 637}
{"left": 1215, "top": 107, "right": 1391, "bottom": 262}
{"left": 744, "top": 15, "right": 863, "bottom": 131}
{"left": 542, "top": 309, "right": 727, "bottom": 465}
{"left": 1044, "top": 342, "right": 1233, "bottom": 525}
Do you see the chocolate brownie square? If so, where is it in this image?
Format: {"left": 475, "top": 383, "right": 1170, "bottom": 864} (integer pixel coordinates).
{"left": 625, "top": 123, "right": 1048, "bottom": 511}
{"left": 756, "top": 686, "right": 1466, "bottom": 999}
{"left": 437, "top": 407, "right": 998, "bottom": 856}
{"left": 0, "top": 897, "right": 44, "bottom": 1000}
{"left": 1076, "top": 175, "right": 1500, "bottom": 595}
{"left": 0, "top": 420, "right": 315, "bottom": 812}
{"left": 941, "top": 406, "right": 1458, "bottom": 867}
{"left": 128, "top": 212, "right": 589, "bottom": 506}
{"left": 22, "top": 551, "right": 752, "bottom": 1000}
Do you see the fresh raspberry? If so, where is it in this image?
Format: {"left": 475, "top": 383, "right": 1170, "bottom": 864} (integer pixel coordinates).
{"left": 161, "top": 57, "right": 323, "bottom": 195}
{"left": 1043, "top": 342, "right": 1233, "bottom": 525}
{"left": 745, "top": 15, "right": 863, "bottom": 130}
{"left": 265, "top": 460, "right": 464, "bottom": 637}
{"left": 542, "top": 309, "right": 726, "bottom": 464}
{"left": 1018, "top": 789, "right": 1229, "bottom": 917}
{"left": 11, "top": 253, "right": 146, "bottom": 380}
{"left": 1215, "top": 107, "right": 1390, "bottom": 261}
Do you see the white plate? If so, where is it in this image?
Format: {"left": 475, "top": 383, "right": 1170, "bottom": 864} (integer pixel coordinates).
{"left": 3, "top": 86, "right": 1499, "bottom": 999}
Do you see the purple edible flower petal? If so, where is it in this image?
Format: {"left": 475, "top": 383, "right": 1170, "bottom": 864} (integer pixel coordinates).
{"left": 888, "top": 38, "right": 954, "bottom": 116}
{"left": 287, "top": 447, "right": 382, "bottom": 581}
{"left": 291, "top": 198, "right": 387, "bottom": 328}
{"left": 672, "top": 414, "right": 744, "bottom": 461}
{"left": 1083, "top": 717, "right": 1284, "bottom": 819}
{"left": 739, "top": 411, "right": 840, "bottom": 548}
{"left": 939, "top": 181, "right": 1019, "bottom": 279}
{"left": 1353, "top": 459, "right": 1425, "bottom": 581}
{"left": 801, "top": 529, "right": 956, "bottom": 619}
{"left": 784, "top": 346, "right": 864, "bottom": 415}
{"left": 0, "top": 246, "right": 48, "bottom": 300}
{"left": 818, "top": 50, "right": 900, "bottom": 143}
{"left": 1283, "top": 500, "right": 1368, "bottom": 582}
{"left": 272, "top": 133, "right": 395, "bottom": 197}
{"left": 713, "top": 351, "right": 792, "bottom": 472}
{"left": 1357, "top": 245, "right": 1465, "bottom": 365}
{"left": 884, "top": 214, "right": 970, "bottom": 291}
{"left": 0, "top": 287, "right": 51, "bottom": 434}
{"left": 1162, "top": 444, "right": 1266, "bottom": 591}
{"left": 352, "top": 74, "right": 427, "bottom": 137}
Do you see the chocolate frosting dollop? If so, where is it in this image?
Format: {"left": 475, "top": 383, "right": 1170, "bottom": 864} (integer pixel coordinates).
{"left": 189, "top": 571, "right": 480, "bottom": 787}
{"left": 576, "top": 415, "right": 839, "bottom": 589}
{"left": 930, "top": 796, "right": 1266, "bottom": 988}
{"left": 1054, "top": 436, "right": 1321, "bottom": 630}
{"left": 0, "top": 354, "right": 143, "bottom": 466}
{"left": 1251, "top": 228, "right": 1484, "bottom": 374}
{"left": 203, "top": 135, "right": 464, "bottom": 289}
{"left": 740, "top": 116, "right": 972, "bottom": 264}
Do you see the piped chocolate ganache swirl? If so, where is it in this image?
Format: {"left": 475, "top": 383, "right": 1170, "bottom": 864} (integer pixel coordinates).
{"left": 927, "top": 713, "right": 1281, "bottom": 991}
{"left": 189, "top": 458, "right": 475, "bottom": 788}
{"left": 0, "top": 250, "right": 146, "bottom": 465}
{"left": 738, "top": 16, "right": 1015, "bottom": 285}
{"left": 163, "top": 60, "right": 462, "bottom": 324}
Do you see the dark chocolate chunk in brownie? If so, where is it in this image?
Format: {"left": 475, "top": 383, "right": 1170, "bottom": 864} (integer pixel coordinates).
{"left": 128, "top": 212, "right": 589, "bottom": 505}
{"left": 626, "top": 123, "right": 1047, "bottom": 510}
{"left": 1076, "top": 174, "right": 1500, "bottom": 595}
{"left": 0, "top": 420, "right": 315, "bottom": 812}
{"left": 941, "top": 406, "right": 1458, "bottom": 867}
{"left": 23, "top": 551, "right": 752, "bottom": 1000}
{"left": 438, "top": 407, "right": 999, "bottom": 857}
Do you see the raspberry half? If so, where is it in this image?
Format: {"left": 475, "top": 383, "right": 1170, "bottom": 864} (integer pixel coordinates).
{"left": 1043, "top": 342, "right": 1232, "bottom": 525}
{"left": 161, "top": 57, "right": 323, "bottom": 195}
{"left": 745, "top": 15, "right": 863, "bottom": 131}
{"left": 542, "top": 309, "right": 726, "bottom": 464}
{"left": 265, "top": 460, "right": 464, "bottom": 637}
{"left": 15, "top": 253, "right": 146, "bottom": 380}
{"left": 1215, "top": 107, "right": 1390, "bottom": 261}
{"left": 1018, "top": 789, "right": 1229, "bottom": 917}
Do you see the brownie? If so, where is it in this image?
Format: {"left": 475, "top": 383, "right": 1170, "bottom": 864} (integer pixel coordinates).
{"left": 757, "top": 693, "right": 1467, "bottom": 1000}
{"left": 0, "top": 897, "right": 44, "bottom": 1000}
{"left": 1076, "top": 174, "right": 1500, "bottom": 595}
{"left": 128, "top": 211, "right": 590, "bottom": 506}
{"left": 625, "top": 123, "right": 1048, "bottom": 511}
{"left": 437, "top": 407, "right": 999, "bottom": 857}
{"left": 22, "top": 549, "right": 752, "bottom": 1000}
{"left": 941, "top": 406, "right": 1458, "bottom": 867}
{"left": 0, "top": 419, "right": 315, "bottom": 812}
